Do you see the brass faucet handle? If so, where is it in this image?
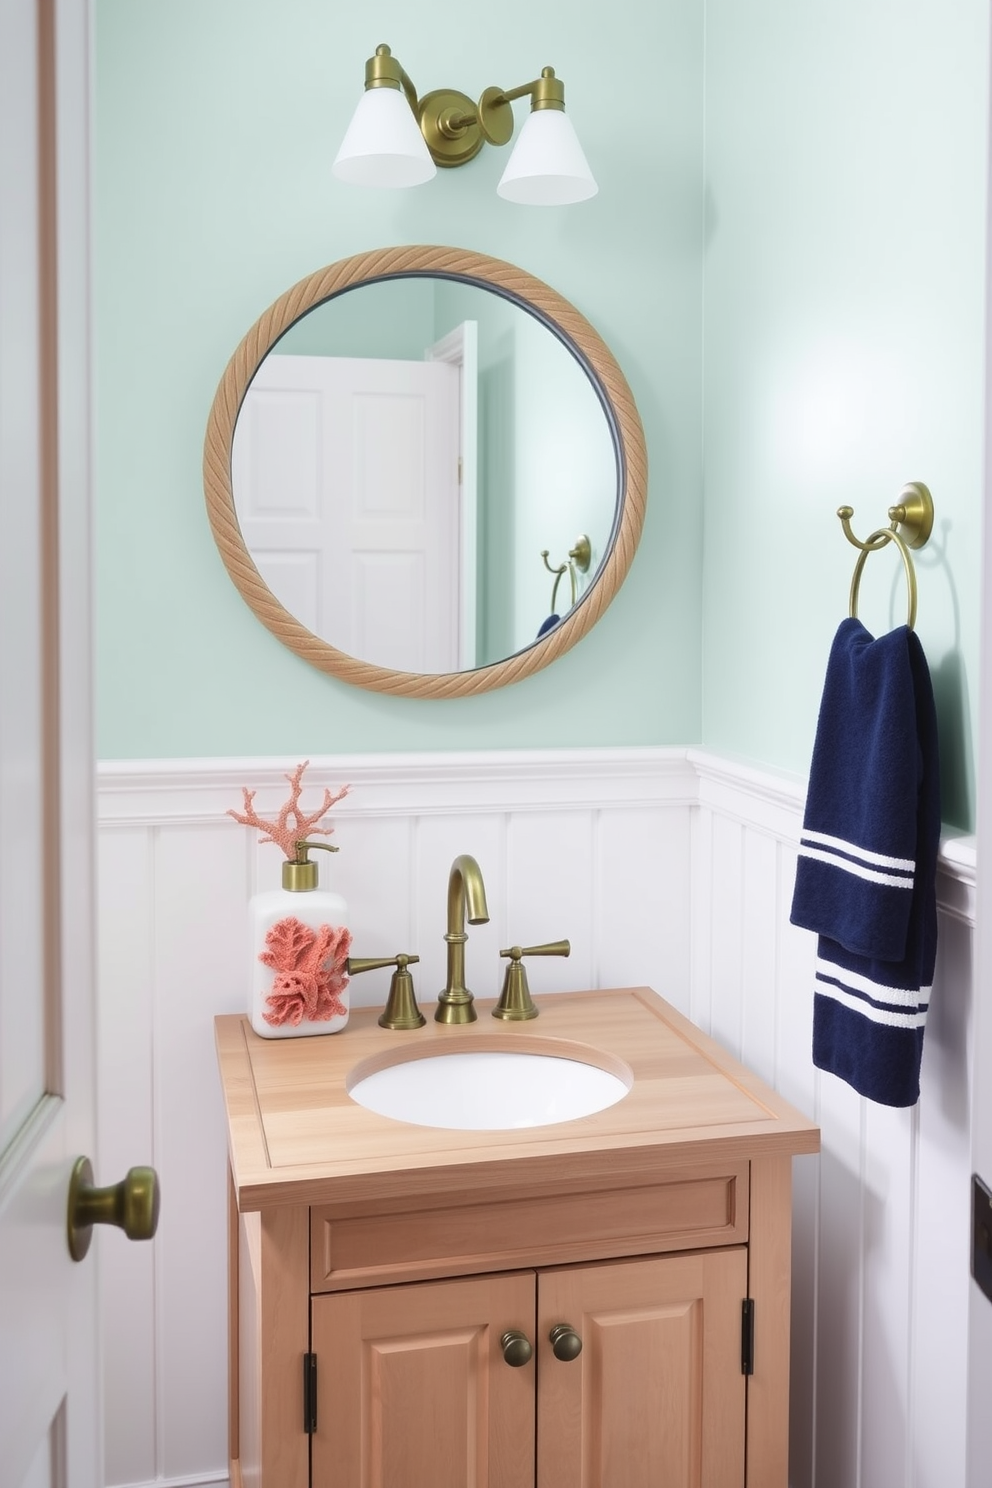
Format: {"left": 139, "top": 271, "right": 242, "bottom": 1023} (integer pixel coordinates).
{"left": 347, "top": 954, "right": 426, "bottom": 1031}
{"left": 493, "top": 941, "right": 570, "bottom": 1022}
{"left": 498, "top": 940, "right": 571, "bottom": 960}
{"left": 347, "top": 954, "right": 420, "bottom": 975}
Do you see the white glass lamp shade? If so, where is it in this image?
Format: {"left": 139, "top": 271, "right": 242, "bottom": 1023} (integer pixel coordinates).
{"left": 333, "top": 87, "right": 436, "bottom": 188}
{"left": 497, "top": 109, "right": 597, "bottom": 205}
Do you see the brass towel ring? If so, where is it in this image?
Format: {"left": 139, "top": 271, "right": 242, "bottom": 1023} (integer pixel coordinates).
{"left": 837, "top": 482, "right": 934, "bottom": 632}
{"left": 848, "top": 527, "right": 917, "bottom": 629}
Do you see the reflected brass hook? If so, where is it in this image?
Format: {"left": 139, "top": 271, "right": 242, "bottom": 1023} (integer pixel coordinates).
{"left": 541, "top": 535, "right": 592, "bottom": 615}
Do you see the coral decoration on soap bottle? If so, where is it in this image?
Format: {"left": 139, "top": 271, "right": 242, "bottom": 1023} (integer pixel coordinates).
{"left": 227, "top": 759, "right": 349, "bottom": 859}
{"left": 258, "top": 918, "right": 351, "bottom": 1027}
{"left": 228, "top": 762, "right": 353, "bottom": 1033}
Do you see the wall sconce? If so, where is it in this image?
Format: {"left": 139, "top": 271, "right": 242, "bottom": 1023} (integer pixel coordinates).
{"left": 332, "top": 43, "right": 597, "bottom": 206}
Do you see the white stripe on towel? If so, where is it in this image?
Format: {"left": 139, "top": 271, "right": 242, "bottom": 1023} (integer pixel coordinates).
{"left": 815, "top": 956, "right": 932, "bottom": 1012}
{"left": 813, "top": 977, "right": 930, "bottom": 1029}
{"left": 798, "top": 843, "right": 916, "bottom": 890}
{"left": 800, "top": 828, "right": 915, "bottom": 872}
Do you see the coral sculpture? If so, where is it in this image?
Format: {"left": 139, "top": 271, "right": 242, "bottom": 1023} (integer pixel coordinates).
{"left": 227, "top": 760, "right": 349, "bottom": 858}
{"left": 258, "top": 918, "right": 350, "bottom": 1026}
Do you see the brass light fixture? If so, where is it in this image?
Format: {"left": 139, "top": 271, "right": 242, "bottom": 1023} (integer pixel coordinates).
{"left": 333, "top": 44, "right": 597, "bottom": 205}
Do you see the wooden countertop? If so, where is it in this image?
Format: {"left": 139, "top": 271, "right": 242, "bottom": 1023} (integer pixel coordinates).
{"left": 216, "top": 987, "right": 819, "bottom": 1212}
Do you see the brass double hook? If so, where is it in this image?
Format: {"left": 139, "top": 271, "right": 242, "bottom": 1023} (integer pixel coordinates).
{"left": 836, "top": 482, "right": 933, "bottom": 631}
{"left": 541, "top": 534, "right": 592, "bottom": 616}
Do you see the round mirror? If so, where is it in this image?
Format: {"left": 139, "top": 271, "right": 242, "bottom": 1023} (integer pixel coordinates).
{"left": 204, "top": 247, "right": 647, "bottom": 697}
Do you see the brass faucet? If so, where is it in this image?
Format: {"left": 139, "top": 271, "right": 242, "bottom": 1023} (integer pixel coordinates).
{"left": 435, "top": 854, "right": 490, "bottom": 1024}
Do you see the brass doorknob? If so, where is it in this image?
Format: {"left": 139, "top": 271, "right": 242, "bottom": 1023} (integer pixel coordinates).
{"left": 67, "top": 1156, "right": 161, "bottom": 1262}
{"left": 549, "top": 1323, "right": 582, "bottom": 1361}
{"left": 500, "top": 1329, "right": 534, "bottom": 1367}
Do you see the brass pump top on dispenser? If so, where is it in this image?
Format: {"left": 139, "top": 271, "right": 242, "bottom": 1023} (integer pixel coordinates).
{"left": 281, "top": 839, "right": 339, "bottom": 892}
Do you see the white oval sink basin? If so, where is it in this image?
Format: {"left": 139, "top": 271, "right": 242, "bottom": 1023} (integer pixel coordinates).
{"left": 349, "top": 1049, "right": 631, "bottom": 1130}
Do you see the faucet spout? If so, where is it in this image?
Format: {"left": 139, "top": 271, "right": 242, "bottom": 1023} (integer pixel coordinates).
{"left": 436, "top": 854, "right": 490, "bottom": 1024}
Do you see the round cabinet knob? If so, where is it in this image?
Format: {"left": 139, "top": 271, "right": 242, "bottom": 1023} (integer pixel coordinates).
{"left": 549, "top": 1323, "right": 583, "bottom": 1361}
{"left": 67, "top": 1155, "right": 161, "bottom": 1262}
{"left": 500, "top": 1329, "right": 534, "bottom": 1367}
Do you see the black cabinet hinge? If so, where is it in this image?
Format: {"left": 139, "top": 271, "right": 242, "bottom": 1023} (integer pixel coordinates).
{"left": 741, "top": 1299, "right": 755, "bottom": 1376}
{"left": 303, "top": 1352, "right": 317, "bottom": 1434}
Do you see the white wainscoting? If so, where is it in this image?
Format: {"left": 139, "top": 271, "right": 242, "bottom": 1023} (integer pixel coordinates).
{"left": 95, "top": 747, "right": 976, "bottom": 1488}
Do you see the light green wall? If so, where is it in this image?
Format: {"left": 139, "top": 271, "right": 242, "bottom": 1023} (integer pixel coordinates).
{"left": 275, "top": 278, "right": 436, "bottom": 359}
{"left": 94, "top": 0, "right": 705, "bottom": 758}
{"left": 701, "top": 0, "right": 988, "bottom": 829}
{"left": 95, "top": 0, "right": 987, "bottom": 832}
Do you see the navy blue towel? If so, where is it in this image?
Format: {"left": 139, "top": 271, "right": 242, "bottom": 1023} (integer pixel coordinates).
{"left": 790, "top": 618, "right": 941, "bottom": 1107}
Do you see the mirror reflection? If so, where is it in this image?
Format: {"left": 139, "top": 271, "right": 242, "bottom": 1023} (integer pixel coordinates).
{"left": 231, "top": 277, "right": 619, "bottom": 673}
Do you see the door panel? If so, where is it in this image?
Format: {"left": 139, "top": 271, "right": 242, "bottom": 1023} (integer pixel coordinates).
{"left": 538, "top": 1250, "right": 748, "bottom": 1488}
{"left": 232, "top": 353, "right": 461, "bottom": 672}
{"left": 0, "top": 0, "right": 99, "bottom": 1482}
{"left": 312, "top": 1271, "right": 535, "bottom": 1488}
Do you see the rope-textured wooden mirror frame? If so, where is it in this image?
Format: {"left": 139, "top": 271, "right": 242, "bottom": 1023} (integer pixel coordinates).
{"left": 203, "top": 245, "right": 647, "bottom": 698}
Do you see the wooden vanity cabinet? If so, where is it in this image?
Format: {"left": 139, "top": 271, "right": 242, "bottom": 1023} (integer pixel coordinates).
{"left": 217, "top": 989, "right": 819, "bottom": 1488}
{"left": 312, "top": 1249, "right": 748, "bottom": 1488}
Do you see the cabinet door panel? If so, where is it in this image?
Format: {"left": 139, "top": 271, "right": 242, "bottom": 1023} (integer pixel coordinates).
{"left": 311, "top": 1271, "right": 535, "bottom": 1488}
{"left": 538, "top": 1249, "right": 747, "bottom": 1488}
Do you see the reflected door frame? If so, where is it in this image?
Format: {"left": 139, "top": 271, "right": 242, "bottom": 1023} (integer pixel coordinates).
{"left": 427, "top": 319, "right": 479, "bottom": 668}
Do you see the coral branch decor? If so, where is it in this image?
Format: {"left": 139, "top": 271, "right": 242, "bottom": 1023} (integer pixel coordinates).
{"left": 258, "top": 917, "right": 351, "bottom": 1027}
{"left": 227, "top": 759, "right": 350, "bottom": 859}
{"left": 230, "top": 761, "right": 353, "bottom": 1037}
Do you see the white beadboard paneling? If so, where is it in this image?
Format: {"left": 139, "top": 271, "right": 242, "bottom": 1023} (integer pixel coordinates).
{"left": 154, "top": 825, "right": 246, "bottom": 1482}
{"left": 688, "top": 750, "right": 978, "bottom": 1488}
{"left": 859, "top": 1100, "right": 914, "bottom": 1488}
{"left": 97, "top": 827, "right": 157, "bottom": 1488}
{"left": 773, "top": 844, "right": 817, "bottom": 1118}
{"left": 740, "top": 827, "right": 780, "bottom": 1088}
{"left": 95, "top": 747, "right": 693, "bottom": 1485}
{"left": 707, "top": 811, "right": 746, "bottom": 1056}
{"left": 309, "top": 813, "right": 415, "bottom": 1007}
{"left": 814, "top": 1074, "right": 865, "bottom": 1488}
{"left": 415, "top": 812, "right": 507, "bottom": 1008}
{"left": 789, "top": 1150, "right": 819, "bottom": 1488}
{"left": 688, "top": 799, "right": 714, "bottom": 1033}
{"left": 596, "top": 804, "right": 691, "bottom": 1003}
{"left": 911, "top": 909, "right": 973, "bottom": 1488}
{"left": 94, "top": 747, "right": 978, "bottom": 1488}
{"left": 777, "top": 844, "right": 819, "bottom": 1488}
{"left": 505, "top": 811, "right": 595, "bottom": 992}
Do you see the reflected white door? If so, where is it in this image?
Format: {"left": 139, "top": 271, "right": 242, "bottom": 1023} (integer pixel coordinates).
{"left": 0, "top": 2, "right": 100, "bottom": 1483}
{"left": 232, "top": 352, "right": 462, "bottom": 672}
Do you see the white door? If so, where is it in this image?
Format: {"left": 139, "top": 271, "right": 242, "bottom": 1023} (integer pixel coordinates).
{"left": 0, "top": 5, "right": 139, "bottom": 1484}
{"left": 232, "top": 352, "right": 462, "bottom": 672}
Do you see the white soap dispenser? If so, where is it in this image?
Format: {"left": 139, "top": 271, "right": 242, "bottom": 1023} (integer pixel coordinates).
{"left": 248, "top": 839, "right": 352, "bottom": 1039}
